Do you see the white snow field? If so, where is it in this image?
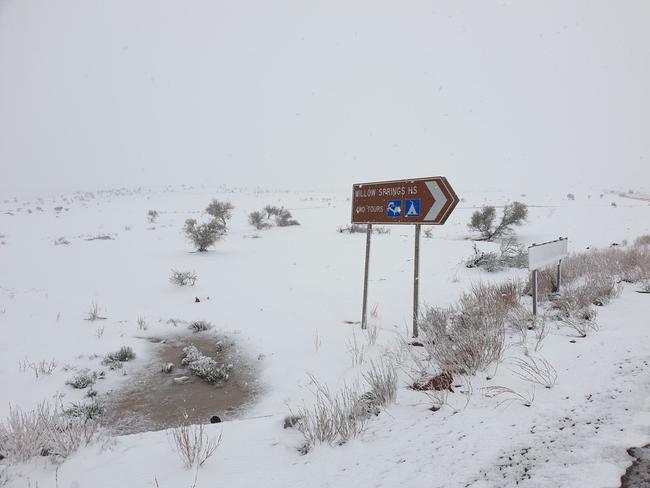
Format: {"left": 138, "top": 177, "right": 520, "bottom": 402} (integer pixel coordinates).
{"left": 1, "top": 186, "right": 649, "bottom": 487}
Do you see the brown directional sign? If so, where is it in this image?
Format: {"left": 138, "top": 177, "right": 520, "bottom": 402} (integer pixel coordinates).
{"left": 351, "top": 176, "right": 459, "bottom": 225}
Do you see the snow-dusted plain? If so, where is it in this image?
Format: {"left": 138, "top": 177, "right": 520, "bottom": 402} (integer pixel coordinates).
{"left": 1, "top": 186, "right": 649, "bottom": 487}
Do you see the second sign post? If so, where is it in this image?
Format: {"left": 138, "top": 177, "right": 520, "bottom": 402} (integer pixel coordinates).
{"left": 351, "top": 177, "right": 459, "bottom": 337}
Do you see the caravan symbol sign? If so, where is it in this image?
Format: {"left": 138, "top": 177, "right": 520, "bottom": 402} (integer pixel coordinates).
{"left": 352, "top": 177, "right": 459, "bottom": 225}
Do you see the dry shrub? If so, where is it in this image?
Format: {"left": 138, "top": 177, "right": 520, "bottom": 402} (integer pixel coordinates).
{"left": 635, "top": 235, "right": 650, "bottom": 247}
{"left": 419, "top": 282, "right": 520, "bottom": 374}
{"left": 0, "top": 401, "right": 101, "bottom": 464}
{"left": 511, "top": 356, "right": 557, "bottom": 389}
{"left": 169, "top": 419, "right": 221, "bottom": 469}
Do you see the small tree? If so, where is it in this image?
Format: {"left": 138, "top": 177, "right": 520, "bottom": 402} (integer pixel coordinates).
{"left": 147, "top": 210, "right": 159, "bottom": 223}
{"left": 184, "top": 219, "right": 226, "bottom": 252}
{"left": 468, "top": 202, "right": 527, "bottom": 241}
{"left": 248, "top": 211, "right": 270, "bottom": 230}
{"left": 205, "top": 200, "right": 234, "bottom": 226}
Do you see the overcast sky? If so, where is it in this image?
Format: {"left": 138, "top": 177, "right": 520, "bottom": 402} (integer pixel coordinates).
{"left": 1, "top": 0, "right": 648, "bottom": 197}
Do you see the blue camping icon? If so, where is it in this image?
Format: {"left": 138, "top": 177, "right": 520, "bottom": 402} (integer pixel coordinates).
{"left": 405, "top": 199, "right": 420, "bottom": 217}
{"left": 386, "top": 200, "right": 402, "bottom": 218}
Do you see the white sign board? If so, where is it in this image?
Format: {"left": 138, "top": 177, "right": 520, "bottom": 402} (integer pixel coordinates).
{"left": 528, "top": 238, "right": 568, "bottom": 271}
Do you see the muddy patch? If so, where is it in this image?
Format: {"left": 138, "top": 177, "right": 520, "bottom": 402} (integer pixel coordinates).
{"left": 620, "top": 444, "right": 650, "bottom": 488}
{"left": 102, "top": 334, "right": 258, "bottom": 435}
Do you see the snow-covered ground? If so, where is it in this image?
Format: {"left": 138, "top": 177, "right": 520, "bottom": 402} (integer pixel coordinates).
{"left": 1, "top": 186, "right": 649, "bottom": 487}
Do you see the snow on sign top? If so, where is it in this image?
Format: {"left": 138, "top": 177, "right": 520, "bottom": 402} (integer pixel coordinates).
{"left": 351, "top": 176, "right": 459, "bottom": 225}
{"left": 528, "top": 238, "right": 569, "bottom": 271}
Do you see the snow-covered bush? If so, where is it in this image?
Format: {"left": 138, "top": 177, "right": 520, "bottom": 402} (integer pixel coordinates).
{"left": 64, "top": 400, "right": 105, "bottom": 421}
{"left": 263, "top": 205, "right": 282, "bottom": 219}
{"left": 248, "top": 211, "right": 271, "bottom": 230}
{"left": 0, "top": 401, "right": 101, "bottom": 464}
{"left": 337, "top": 224, "right": 367, "bottom": 234}
{"left": 169, "top": 418, "right": 221, "bottom": 469}
{"left": 337, "top": 224, "right": 390, "bottom": 235}
{"left": 181, "top": 345, "right": 230, "bottom": 385}
{"left": 468, "top": 202, "right": 528, "bottom": 241}
{"left": 188, "top": 320, "right": 212, "bottom": 333}
{"left": 567, "top": 193, "right": 575, "bottom": 201}
{"left": 465, "top": 239, "right": 527, "bottom": 272}
{"left": 169, "top": 270, "right": 197, "bottom": 287}
{"left": 275, "top": 208, "right": 300, "bottom": 227}
{"left": 104, "top": 346, "right": 136, "bottom": 364}
{"left": 205, "top": 200, "right": 234, "bottom": 226}
{"left": 183, "top": 219, "right": 227, "bottom": 252}
{"left": 66, "top": 370, "right": 96, "bottom": 389}
{"left": 147, "top": 209, "right": 159, "bottom": 223}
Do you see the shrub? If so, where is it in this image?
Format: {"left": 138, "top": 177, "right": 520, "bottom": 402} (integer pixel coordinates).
{"left": 468, "top": 202, "right": 528, "bottom": 241}
{"left": 419, "top": 283, "right": 517, "bottom": 374}
{"left": 183, "top": 219, "right": 226, "bottom": 252}
{"left": 0, "top": 402, "right": 101, "bottom": 463}
{"left": 362, "top": 360, "right": 398, "bottom": 406}
{"left": 85, "top": 302, "right": 106, "bottom": 321}
{"left": 147, "top": 210, "right": 159, "bottom": 223}
{"left": 205, "top": 200, "right": 234, "bottom": 226}
{"left": 567, "top": 193, "right": 575, "bottom": 201}
{"left": 465, "top": 239, "right": 527, "bottom": 272}
{"left": 66, "top": 371, "right": 96, "bottom": 389}
{"left": 169, "top": 418, "right": 221, "bottom": 469}
{"left": 248, "top": 211, "right": 271, "bottom": 230}
{"left": 292, "top": 378, "right": 367, "bottom": 450}
{"left": 188, "top": 320, "right": 212, "bottom": 333}
{"left": 635, "top": 235, "right": 650, "bottom": 247}
{"left": 276, "top": 208, "right": 300, "bottom": 227}
{"left": 170, "top": 270, "right": 198, "bottom": 287}
{"left": 263, "top": 205, "right": 282, "bottom": 219}
{"left": 337, "top": 224, "right": 367, "bottom": 234}
{"left": 105, "top": 346, "right": 136, "bottom": 363}
{"left": 181, "top": 345, "right": 231, "bottom": 384}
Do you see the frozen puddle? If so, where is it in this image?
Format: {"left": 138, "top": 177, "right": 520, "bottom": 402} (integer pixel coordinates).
{"left": 102, "top": 335, "right": 258, "bottom": 435}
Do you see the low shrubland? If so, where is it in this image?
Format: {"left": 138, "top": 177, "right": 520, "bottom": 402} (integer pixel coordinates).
{"left": 0, "top": 401, "right": 102, "bottom": 464}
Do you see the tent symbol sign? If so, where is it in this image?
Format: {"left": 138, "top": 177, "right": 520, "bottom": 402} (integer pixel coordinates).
{"left": 405, "top": 199, "right": 420, "bottom": 217}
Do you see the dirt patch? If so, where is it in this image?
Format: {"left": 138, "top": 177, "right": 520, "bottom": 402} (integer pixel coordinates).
{"left": 101, "top": 334, "right": 258, "bottom": 435}
{"left": 620, "top": 444, "right": 650, "bottom": 488}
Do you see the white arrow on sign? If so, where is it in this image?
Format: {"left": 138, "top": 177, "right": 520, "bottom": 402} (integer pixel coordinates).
{"left": 424, "top": 180, "right": 447, "bottom": 221}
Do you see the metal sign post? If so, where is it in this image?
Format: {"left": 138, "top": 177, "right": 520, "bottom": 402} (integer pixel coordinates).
{"left": 361, "top": 224, "right": 373, "bottom": 330}
{"left": 351, "top": 177, "right": 459, "bottom": 337}
{"left": 412, "top": 224, "right": 421, "bottom": 337}
{"left": 527, "top": 237, "right": 569, "bottom": 316}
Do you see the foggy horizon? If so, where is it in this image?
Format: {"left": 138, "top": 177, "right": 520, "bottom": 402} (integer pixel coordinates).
{"left": 1, "top": 1, "right": 649, "bottom": 197}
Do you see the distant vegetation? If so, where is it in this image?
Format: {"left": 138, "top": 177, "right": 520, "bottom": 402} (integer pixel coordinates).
{"left": 468, "top": 201, "right": 528, "bottom": 241}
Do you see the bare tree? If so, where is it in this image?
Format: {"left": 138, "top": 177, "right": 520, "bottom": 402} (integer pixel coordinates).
{"left": 468, "top": 202, "right": 528, "bottom": 241}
